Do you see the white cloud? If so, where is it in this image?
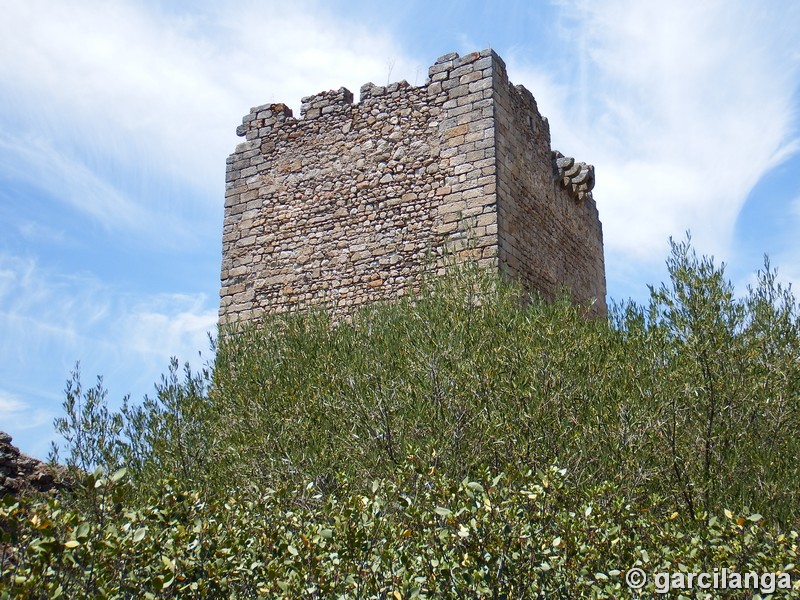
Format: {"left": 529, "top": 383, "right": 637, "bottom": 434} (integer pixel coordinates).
{"left": 767, "top": 196, "right": 800, "bottom": 292}
{"left": 0, "top": 1, "right": 421, "bottom": 234}
{"left": 792, "top": 196, "right": 800, "bottom": 220}
{"left": 119, "top": 293, "right": 218, "bottom": 365}
{"left": 0, "top": 253, "right": 216, "bottom": 395}
{"left": 16, "top": 219, "right": 69, "bottom": 246}
{"left": 0, "top": 389, "right": 54, "bottom": 433}
{"left": 509, "top": 0, "right": 800, "bottom": 268}
{"left": 0, "top": 0, "right": 424, "bottom": 457}
{"left": 0, "top": 252, "right": 219, "bottom": 455}
{"left": 0, "top": 133, "right": 148, "bottom": 231}
{"left": 0, "top": 385, "right": 59, "bottom": 459}
{"left": 9, "top": 258, "right": 205, "bottom": 367}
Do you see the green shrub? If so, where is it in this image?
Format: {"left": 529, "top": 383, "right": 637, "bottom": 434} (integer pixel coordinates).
{"left": 29, "top": 237, "right": 800, "bottom": 594}
{"left": 207, "top": 241, "right": 800, "bottom": 523}
{"left": 2, "top": 463, "right": 798, "bottom": 598}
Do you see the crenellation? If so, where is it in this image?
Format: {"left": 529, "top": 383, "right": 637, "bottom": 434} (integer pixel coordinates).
{"left": 300, "top": 87, "right": 354, "bottom": 119}
{"left": 219, "top": 49, "right": 606, "bottom": 323}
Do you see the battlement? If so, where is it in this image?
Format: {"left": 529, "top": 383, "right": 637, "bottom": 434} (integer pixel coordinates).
{"left": 236, "top": 103, "right": 294, "bottom": 138}
{"left": 219, "top": 49, "right": 606, "bottom": 322}
{"left": 300, "top": 87, "right": 354, "bottom": 119}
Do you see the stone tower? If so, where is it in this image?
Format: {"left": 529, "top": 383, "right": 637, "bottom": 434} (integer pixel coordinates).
{"left": 219, "top": 49, "right": 606, "bottom": 322}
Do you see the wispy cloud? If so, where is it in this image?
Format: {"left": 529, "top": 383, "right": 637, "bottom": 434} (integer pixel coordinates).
{"left": 118, "top": 293, "right": 218, "bottom": 371}
{"left": 509, "top": 0, "right": 800, "bottom": 270}
{"left": 0, "top": 386, "right": 58, "bottom": 459}
{"left": 0, "top": 253, "right": 216, "bottom": 409}
{"left": 0, "top": 250, "right": 213, "bottom": 344}
{"left": 791, "top": 196, "right": 800, "bottom": 220}
{"left": 769, "top": 195, "right": 800, "bottom": 291}
{"left": 0, "top": 251, "right": 220, "bottom": 456}
{"left": 16, "top": 219, "right": 69, "bottom": 246}
{"left": 0, "top": 0, "right": 421, "bottom": 456}
{"left": 0, "top": 133, "right": 148, "bottom": 231}
{"left": 0, "top": 389, "right": 54, "bottom": 434}
{"left": 0, "top": 1, "right": 420, "bottom": 234}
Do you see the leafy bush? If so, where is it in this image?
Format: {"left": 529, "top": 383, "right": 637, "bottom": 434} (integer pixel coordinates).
{"left": 17, "top": 237, "right": 800, "bottom": 595}
{"left": 2, "top": 462, "right": 798, "bottom": 598}
{"left": 208, "top": 239, "right": 800, "bottom": 523}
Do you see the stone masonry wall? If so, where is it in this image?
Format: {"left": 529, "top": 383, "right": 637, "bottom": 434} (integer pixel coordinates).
{"left": 220, "top": 49, "right": 606, "bottom": 323}
{"left": 492, "top": 61, "right": 607, "bottom": 315}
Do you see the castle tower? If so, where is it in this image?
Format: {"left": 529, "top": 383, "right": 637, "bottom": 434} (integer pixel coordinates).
{"left": 219, "top": 49, "right": 606, "bottom": 322}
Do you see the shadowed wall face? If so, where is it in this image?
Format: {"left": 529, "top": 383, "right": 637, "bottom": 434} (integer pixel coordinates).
{"left": 220, "top": 49, "right": 606, "bottom": 323}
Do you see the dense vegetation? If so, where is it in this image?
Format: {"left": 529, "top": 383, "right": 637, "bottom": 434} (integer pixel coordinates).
{"left": 2, "top": 238, "right": 800, "bottom": 598}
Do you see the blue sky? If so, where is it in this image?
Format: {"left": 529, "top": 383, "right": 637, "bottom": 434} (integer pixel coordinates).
{"left": 1, "top": 0, "right": 799, "bottom": 457}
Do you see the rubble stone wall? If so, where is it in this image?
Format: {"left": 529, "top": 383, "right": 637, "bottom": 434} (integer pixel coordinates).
{"left": 219, "top": 49, "right": 606, "bottom": 322}
{"left": 1, "top": 432, "right": 67, "bottom": 496}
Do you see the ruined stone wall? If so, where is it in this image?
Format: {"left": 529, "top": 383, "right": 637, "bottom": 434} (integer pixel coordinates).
{"left": 0, "top": 432, "right": 68, "bottom": 496}
{"left": 220, "top": 49, "right": 606, "bottom": 323}
{"left": 492, "top": 59, "right": 607, "bottom": 315}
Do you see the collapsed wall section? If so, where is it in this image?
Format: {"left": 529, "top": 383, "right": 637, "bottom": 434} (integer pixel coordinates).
{"left": 220, "top": 50, "right": 501, "bottom": 322}
{"left": 491, "top": 56, "right": 607, "bottom": 315}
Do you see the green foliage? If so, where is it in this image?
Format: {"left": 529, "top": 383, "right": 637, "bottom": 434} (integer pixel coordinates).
{"left": 23, "top": 237, "right": 800, "bottom": 594}
{"left": 51, "top": 358, "right": 215, "bottom": 505}
{"left": 208, "top": 244, "right": 800, "bottom": 523}
{"left": 116, "top": 358, "right": 214, "bottom": 487}
{"left": 211, "top": 265, "right": 613, "bottom": 492}
{"left": 50, "top": 367, "right": 123, "bottom": 473}
{"left": 636, "top": 237, "right": 800, "bottom": 521}
{"left": 2, "top": 463, "right": 798, "bottom": 598}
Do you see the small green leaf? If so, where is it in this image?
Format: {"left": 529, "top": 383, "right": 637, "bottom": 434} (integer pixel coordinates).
{"left": 747, "top": 513, "right": 763, "bottom": 522}
{"left": 162, "top": 555, "right": 175, "bottom": 571}
{"left": 64, "top": 540, "right": 80, "bottom": 548}
{"left": 288, "top": 544, "right": 299, "bottom": 556}
{"left": 466, "top": 481, "right": 484, "bottom": 493}
{"left": 133, "top": 527, "right": 147, "bottom": 543}
{"left": 434, "top": 507, "right": 451, "bottom": 517}
{"left": 111, "top": 467, "right": 127, "bottom": 482}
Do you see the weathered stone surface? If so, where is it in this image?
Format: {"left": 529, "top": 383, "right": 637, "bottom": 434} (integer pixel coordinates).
{"left": 219, "top": 49, "right": 607, "bottom": 322}
{"left": 0, "top": 432, "right": 69, "bottom": 497}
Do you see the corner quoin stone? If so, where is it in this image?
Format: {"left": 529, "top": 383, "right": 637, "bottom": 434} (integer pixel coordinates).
{"left": 219, "top": 49, "right": 606, "bottom": 322}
